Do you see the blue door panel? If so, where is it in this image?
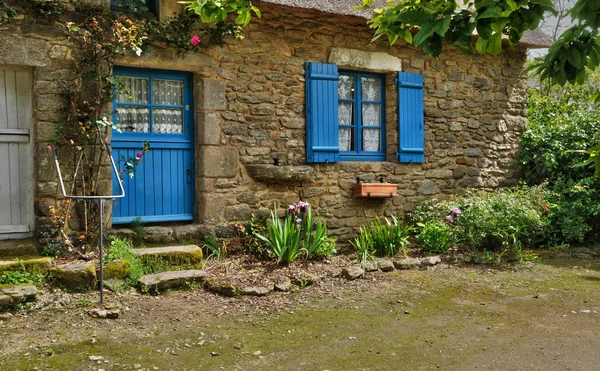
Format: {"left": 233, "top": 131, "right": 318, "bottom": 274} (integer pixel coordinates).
{"left": 111, "top": 67, "right": 194, "bottom": 224}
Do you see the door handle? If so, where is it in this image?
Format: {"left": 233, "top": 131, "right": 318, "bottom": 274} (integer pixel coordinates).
{"left": 186, "top": 169, "right": 191, "bottom": 184}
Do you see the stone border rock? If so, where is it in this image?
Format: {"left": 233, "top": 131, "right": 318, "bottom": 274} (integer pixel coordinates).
{"left": 342, "top": 256, "right": 443, "bottom": 281}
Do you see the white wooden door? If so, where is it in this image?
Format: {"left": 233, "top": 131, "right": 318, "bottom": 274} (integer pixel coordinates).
{"left": 0, "top": 67, "right": 33, "bottom": 239}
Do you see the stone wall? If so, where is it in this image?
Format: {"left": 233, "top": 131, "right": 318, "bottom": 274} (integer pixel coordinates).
{"left": 192, "top": 4, "right": 528, "bottom": 241}
{"left": 0, "top": 1, "right": 529, "bottom": 243}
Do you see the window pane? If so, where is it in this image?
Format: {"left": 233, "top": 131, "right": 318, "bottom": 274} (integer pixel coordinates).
{"left": 363, "top": 128, "right": 380, "bottom": 152}
{"left": 117, "top": 107, "right": 150, "bottom": 132}
{"left": 338, "top": 75, "right": 354, "bottom": 100}
{"left": 338, "top": 102, "right": 354, "bottom": 126}
{"left": 117, "top": 77, "right": 149, "bottom": 104}
{"left": 362, "top": 103, "right": 381, "bottom": 127}
{"left": 339, "top": 128, "right": 354, "bottom": 152}
{"left": 361, "top": 77, "right": 381, "bottom": 101}
{"left": 153, "top": 79, "right": 184, "bottom": 106}
{"left": 153, "top": 108, "right": 184, "bottom": 134}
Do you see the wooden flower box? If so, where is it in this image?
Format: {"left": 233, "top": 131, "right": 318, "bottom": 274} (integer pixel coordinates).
{"left": 353, "top": 183, "right": 398, "bottom": 198}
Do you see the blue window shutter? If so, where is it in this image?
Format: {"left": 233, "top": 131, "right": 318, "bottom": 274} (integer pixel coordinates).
{"left": 397, "top": 72, "right": 425, "bottom": 163}
{"left": 305, "top": 62, "right": 339, "bottom": 163}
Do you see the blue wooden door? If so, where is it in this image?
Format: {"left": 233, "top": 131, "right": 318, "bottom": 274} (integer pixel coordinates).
{"left": 111, "top": 67, "right": 194, "bottom": 224}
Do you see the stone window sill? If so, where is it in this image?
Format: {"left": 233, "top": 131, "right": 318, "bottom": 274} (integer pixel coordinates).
{"left": 246, "top": 164, "right": 314, "bottom": 183}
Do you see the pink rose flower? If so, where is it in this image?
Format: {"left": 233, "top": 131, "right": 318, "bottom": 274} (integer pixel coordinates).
{"left": 136, "top": 152, "right": 143, "bottom": 159}
{"left": 190, "top": 35, "right": 201, "bottom": 46}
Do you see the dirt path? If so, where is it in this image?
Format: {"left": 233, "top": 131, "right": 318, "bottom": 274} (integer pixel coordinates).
{"left": 1, "top": 259, "right": 600, "bottom": 370}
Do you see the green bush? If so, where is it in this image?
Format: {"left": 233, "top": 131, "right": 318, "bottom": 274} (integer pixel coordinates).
{"left": 411, "top": 188, "right": 545, "bottom": 259}
{"left": 105, "top": 237, "right": 144, "bottom": 285}
{"left": 520, "top": 77, "right": 600, "bottom": 245}
{"left": 416, "top": 221, "right": 455, "bottom": 254}
{"left": 255, "top": 201, "right": 336, "bottom": 264}
{"left": 352, "top": 216, "right": 411, "bottom": 258}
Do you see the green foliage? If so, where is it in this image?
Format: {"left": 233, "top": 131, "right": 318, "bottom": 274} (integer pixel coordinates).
{"left": 352, "top": 216, "right": 411, "bottom": 258}
{"left": 358, "top": 0, "right": 599, "bottom": 87}
{"left": 254, "top": 202, "right": 336, "bottom": 264}
{"left": 416, "top": 221, "right": 455, "bottom": 254}
{"left": 527, "top": 0, "right": 600, "bottom": 86}
{"left": 350, "top": 228, "right": 375, "bottom": 271}
{"left": 521, "top": 75, "right": 600, "bottom": 245}
{"left": 106, "top": 237, "right": 144, "bottom": 285}
{"left": 0, "top": 261, "right": 45, "bottom": 286}
{"left": 411, "top": 188, "right": 546, "bottom": 260}
{"left": 255, "top": 206, "right": 305, "bottom": 264}
{"left": 357, "top": 0, "right": 554, "bottom": 57}
{"left": 0, "top": 0, "right": 18, "bottom": 25}
{"left": 180, "top": 0, "right": 261, "bottom": 39}
{"left": 131, "top": 216, "right": 145, "bottom": 244}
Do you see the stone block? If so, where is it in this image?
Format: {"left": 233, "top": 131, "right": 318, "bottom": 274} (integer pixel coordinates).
{"left": 143, "top": 226, "right": 174, "bottom": 244}
{"left": 393, "top": 257, "right": 422, "bottom": 270}
{"left": 419, "top": 180, "right": 439, "bottom": 195}
{"left": 378, "top": 260, "right": 395, "bottom": 272}
{"left": 197, "top": 194, "right": 227, "bottom": 224}
{"left": 196, "top": 79, "right": 226, "bottom": 111}
{"left": 328, "top": 47, "right": 402, "bottom": 72}
{"left": 139, "top": 270, "right": 206, "bottom": 292}
{"left": 0, "top": 257, "right": 52, "bottom": 276}
{"left": 342, "top": 265, "right": 364, "bottom": 280}
{"left": 50, "top": 262, "right": 97, "bottom": 291}
{"left": 134, "top": 245, "right": 203, "bottom": 269}
{"left": 225, "top": 204, "right": 252, "bottom": 221}
{"left": 197, "top": 111, "right": 221, "bottom": 145}
{"left": 0, "top": 36, "right": 50, "bottom": 67}
{"left": 0, "top": 285, "right": 37, "bottom": 309}
{"left": 199, "top": 147, "right": 239, "bottom": 178}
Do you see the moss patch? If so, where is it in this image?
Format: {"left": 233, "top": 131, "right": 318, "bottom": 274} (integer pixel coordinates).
{"left": 49, "top": 263, "right": 96, "bottom": 292}
{"left": 0, "top": 257, "right": 52, "bottom": 276}
{"left": 103, "top": 260, "right": 130, "bottom": 280}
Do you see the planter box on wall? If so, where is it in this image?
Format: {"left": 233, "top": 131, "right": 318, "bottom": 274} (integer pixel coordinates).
{"left": 353, "top": 183, "right": 398, "bottom": 198}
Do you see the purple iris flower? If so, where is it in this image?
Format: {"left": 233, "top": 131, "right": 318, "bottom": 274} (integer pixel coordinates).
{"left": 445, "top": 215, "right": 453, "bottom": 223}
{"left": 297, "top": 201, "right": 309, "bottom": 213}
{"left": 450, "top": 207, "right": 462, "bottom": 217}
{"left": 296, "top": 218, "right": 303, "bottom": 224}
{"left": 288, "top": 204, "right": 297, "bottom": 215}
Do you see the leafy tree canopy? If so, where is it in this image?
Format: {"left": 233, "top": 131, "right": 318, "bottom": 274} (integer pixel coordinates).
{"left": 355, "top": 0, "right": 599, "bottom": 87}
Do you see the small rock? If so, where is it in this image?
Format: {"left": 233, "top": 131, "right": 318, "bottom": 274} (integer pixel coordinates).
{"left": 394, "top": 257, "right": 422, "bottom": 270}
{"left": 240, "top": 285, "right": 273, "bottom": 296}
{"left": 342, "top": 266, "right": 364, "bottom": 280}
{"left": 210, "top": 352, "right": 219, "bottom": 357}
{"left": 404, "top": 310, "right": 411, "bottom": 314}
{"left": 378, "top": 260, "right": 395, "bottom": 272}
{"left": 420, "top": 256, "right": 442, "bottom": 266}
{"left": 364, "top": 262, "right": 378, "bottom": 272}
{"left": 133, "top": 364, "right": 141, "bottom": 369}
{"left": 89, "top": 356, "right": 104, "bottom": 361}
{"left": 274, "top": 276, "right": 292, "bottom": 291}
{"left": 252, "top": 351, "right": 262, "bottom": 356}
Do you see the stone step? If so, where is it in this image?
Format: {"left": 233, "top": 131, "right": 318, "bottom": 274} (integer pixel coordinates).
{"left": 134, "top": 245, "right": 203, "bottom": 269}
{"left": 0, "top": 239, "right": 38, "bottom": 258}
{"left": 139, "top": 269, "right": 206, "bottom": 292}
{"left": 0, "top": 257, "right": 52, "bottom": 276}
{"left": 49, "top": 262, "right": 96, "bottom": 292}
{"left": 0, "top": 284, "right": 38, "bottom": 309}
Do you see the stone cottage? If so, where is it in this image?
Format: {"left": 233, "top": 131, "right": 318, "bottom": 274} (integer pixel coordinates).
{"left": 0, "top": 0, "right": 552, "bottom": 242}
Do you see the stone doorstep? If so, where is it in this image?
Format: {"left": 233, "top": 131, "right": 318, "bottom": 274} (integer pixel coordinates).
{"left": 0, "top": 257, "right": 53, "bottom": 275}
{"left": 139, "top": 270, "right": 206, "bottom": 291}
{"left": 0, "top": 285, "right": 38, "bottom": 309}
{"left": 0, "top": 240, "right": 38, "bottom": 258}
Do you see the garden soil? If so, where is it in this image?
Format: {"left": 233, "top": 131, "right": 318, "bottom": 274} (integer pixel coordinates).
{"left": 1, "top": 258, "right": 600, "bottom": 370}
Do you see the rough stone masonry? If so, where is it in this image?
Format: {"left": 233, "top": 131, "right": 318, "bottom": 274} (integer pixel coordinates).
{"left": 0, "top": 0, "right": 530, "bottom": 243}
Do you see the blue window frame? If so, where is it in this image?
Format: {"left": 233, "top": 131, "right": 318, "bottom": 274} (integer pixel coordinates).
{"left": 338, "top": 71, "right": 386, "bottom": 161}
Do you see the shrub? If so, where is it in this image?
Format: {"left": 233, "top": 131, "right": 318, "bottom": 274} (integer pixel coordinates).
{"left": 416, "top": 220, "right": 455, "bottom": 254}
{"left": 105, "top": 237, "right": 144, "bottom": 285}
{"left": 411, "top": 187, "right": 546, "bottom": 260}
{"left": 255, "top": 201, "right": 335, "bottom": 264}
{"left": 520, "top": 77, "right": 600, "bottom": 245}
{"left": 352, "top": 216, "right": 411, "bottom": 258}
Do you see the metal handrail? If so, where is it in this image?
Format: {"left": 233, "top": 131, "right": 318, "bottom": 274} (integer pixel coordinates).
{"left": 51, "top": 143, "right": 126, "bottom": 304}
